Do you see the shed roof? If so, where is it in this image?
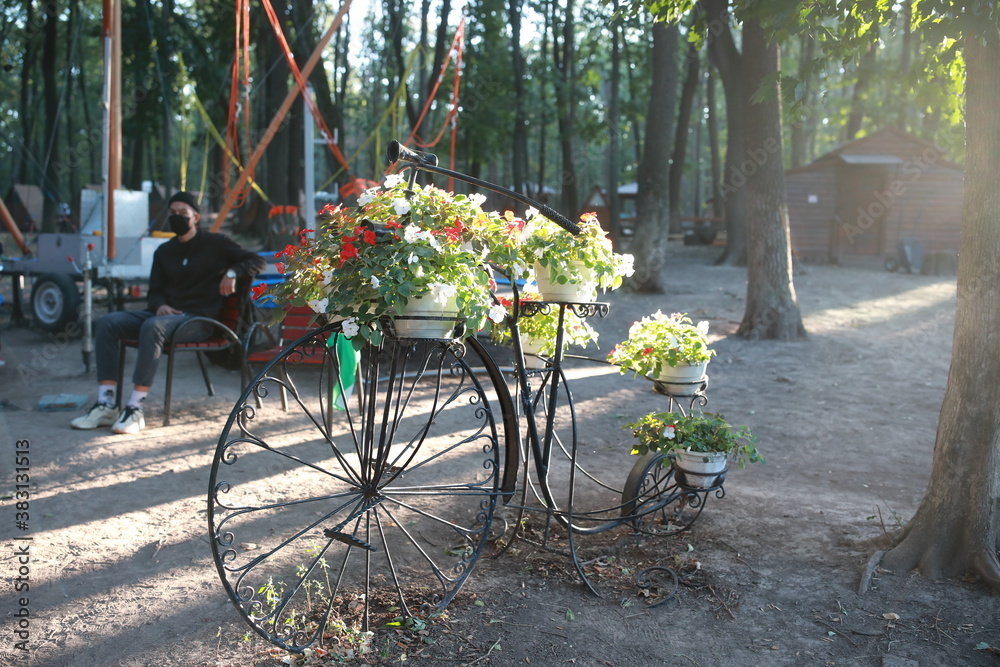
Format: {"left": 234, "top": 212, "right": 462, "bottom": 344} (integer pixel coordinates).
{"left": 835, "top": 153, "right": 904, "bottom": 165}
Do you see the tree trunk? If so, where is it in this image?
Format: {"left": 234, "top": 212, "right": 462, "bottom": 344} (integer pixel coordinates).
{"left": 629, "top": 21, "right": 678, "bottom": 293}
{"left": 554, "top": 0, "right": 578, "bottom": 217}
{"left": 509, "top": 0, "right": 529, "bottom": 195}
{"left": 706, "top": 67, "right": 722, "bottom": 219}
{"left": 702, "top": 0, "right": 746, "bottom": 266}
{"left": 880, "top": 26, "right": 1000, "bottom": 590}
{"left": 18, "top": 0, "right": 38, "bottom": 185}
{"left": 844, "top": 43, "right": 876, "bottom": 141}
{"left": 606, "top": 0, "right": 622, "bottom": 247}
{"left": 734, "top": 18, "right": 806, "bottom": 341}
{"left": 670, "top": 39, "right": 700, "bottom": 229}
{"left": 41, "top": 1, "right": 59, "bottom": 233}
{"left": 790, "top": 34, "right": 815, "bottom": 169}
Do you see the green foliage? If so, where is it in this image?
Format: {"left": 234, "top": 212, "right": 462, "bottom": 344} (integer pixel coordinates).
{"left": 607, "top": 311, "right": 715, "bottom": 377}
{"left": 625, "top": 410, "right": 763, "bottom": 468}
{"left": 268, "top": 177, "right": 497, "bottom": 345}
{"left": 489, "top": 294, "right": 600, "bottom": 357}
{"left": 522, "top": 212, "right": 635, "bottom": 293}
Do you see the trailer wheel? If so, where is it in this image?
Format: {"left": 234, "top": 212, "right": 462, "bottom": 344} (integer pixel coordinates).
{"left": 31, "top": 274, "right": 81, "bottom": 333}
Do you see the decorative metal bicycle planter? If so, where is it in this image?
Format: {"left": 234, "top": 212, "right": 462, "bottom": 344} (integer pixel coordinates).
{"left": 207, "top": 142, "right": 734, "bottom": 652}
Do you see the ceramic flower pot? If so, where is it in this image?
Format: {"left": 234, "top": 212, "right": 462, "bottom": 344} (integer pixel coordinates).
{"left": 672, "top": 449, "right": 727, "bottom": 488}
{"left": 533, "top": 260, "right": 597, "bottom": 303}
{"left": 393, "top": 294, "right": 459, "bottom": 339}
{"left": 519, "top": 335, "right": 549, "bottom": 369}
{"left": 652, "top": 361, "right": 708, "bottom": 396}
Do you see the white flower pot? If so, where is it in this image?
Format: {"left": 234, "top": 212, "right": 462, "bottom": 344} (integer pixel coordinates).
{"left": 652, "top": 361, "right": 708, "bottom": 396}
{"left": 534, "top": 260, "right": 597, "bottom": 302}
{"left": 393, "top": 294, "right": 459, "bottom": 339}
{"left": 672, "top": 449, "right": 727, "bottom": 488}
{"left": 519, "top": 335, "right": 549, "bottom": 369}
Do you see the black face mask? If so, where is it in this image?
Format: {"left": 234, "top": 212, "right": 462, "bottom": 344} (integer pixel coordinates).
{"left": 168, "top": 214, "right": 193, "bottom": 236}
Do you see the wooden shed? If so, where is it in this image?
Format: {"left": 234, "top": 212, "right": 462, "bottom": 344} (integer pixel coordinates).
{"left": 786, "top": 126, "right": 964, "bottom": 264}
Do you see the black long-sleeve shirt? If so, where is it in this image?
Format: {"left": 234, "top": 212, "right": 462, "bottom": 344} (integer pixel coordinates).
{"left": 147, "top": 229, "right": 266, "bottom": 318}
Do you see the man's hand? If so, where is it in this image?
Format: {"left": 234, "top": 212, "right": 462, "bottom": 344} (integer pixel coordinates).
{"left": 156, "top": 305, "right": 183, "bottom": 316}
{"left": 220, "top": 275, "right": 237, "bottom": 296}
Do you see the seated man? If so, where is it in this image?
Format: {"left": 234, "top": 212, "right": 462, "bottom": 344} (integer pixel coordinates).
{"left": 71, "top": 191, "right": 265, "bottom": 434}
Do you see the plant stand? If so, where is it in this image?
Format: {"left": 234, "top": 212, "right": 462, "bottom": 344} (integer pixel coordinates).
{"left": 496, "top": 298, "right": 726, "bottom": 604}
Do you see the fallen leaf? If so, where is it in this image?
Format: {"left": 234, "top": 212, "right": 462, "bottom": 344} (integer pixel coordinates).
{"left": 883, "top": 613, "right": 900, "bottom": 621}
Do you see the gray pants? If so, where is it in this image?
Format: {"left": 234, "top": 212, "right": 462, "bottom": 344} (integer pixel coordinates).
{"left": 96, "top": 310, "right": 213, "bottom": 388}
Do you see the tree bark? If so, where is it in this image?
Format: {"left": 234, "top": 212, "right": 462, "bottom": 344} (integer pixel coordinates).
{"left": 554, "top": 0, "right": 578, "bottom": 217}
{"left": 629, "top": 21, "right": 678, "bottom": 293}
{"left": 706, "top": 67, "right": 722, "bottom": 219}
{"left": 702, "top": 0, "right": 746, "bottom": 266}
{"left": 41, "top": 1, "right": 60, "bottom": 233}
{"left": 790, "top": 34, "right": 815, "bottom": 169}
{"left": 18, "top": 0, "right": 39, "bottom": 185}
{"left": 734, "top": 18, "right": 806, "bottom": 341}
{"left": 670, "top": 39, "right": 700, "bottom": 227}
{"left": 605, "top": 0, "right": 622, "bottom": 247}
{"left": 844, "top": 43, "right": 876, "bottom": 141}
{"left": 509, "top": 0, "right": 529, "bottom": 195}
{"left": 880, "top": 26, "right": 1000, "bottom": 590}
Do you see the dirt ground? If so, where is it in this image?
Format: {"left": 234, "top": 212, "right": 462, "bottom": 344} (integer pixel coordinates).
{"left": 1, "top": 243, "right": 998, "bottom": 667}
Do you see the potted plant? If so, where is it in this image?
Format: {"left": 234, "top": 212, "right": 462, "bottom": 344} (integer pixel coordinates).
{"left": 624, "top": 411, "right": 763, "bottom": 488}
{"left": 509, "top": 211, "right": 634, "bottom": 302}
{"left": 607, "top": 311, "right": 715, "bottom": 396}
{"left": 267, "top": 177, "right": 503, "bottom": 345}
{"left": 489, "top": 293, "right": 599, "bottom": 368}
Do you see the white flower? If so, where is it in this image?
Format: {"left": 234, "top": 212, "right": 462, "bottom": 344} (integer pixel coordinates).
{"left": 370, "top": 275, "right": 380, "bottom": 289}
{"left": 469, "top": 193, "right": 487, "bottom": 207}
{"left": 526, "top": 206, "right": 539, "bottom": 219}
{"left": 521, "top": 280, "right": 538, "bottom": 295}
{"left": 403, "top": 225, "right": 433, "bottom": 244}
{"left": 619, "top": 253, "right": 635, "bottom": 277}
{"left": 384, "top": 173, "right": 405, "bottom": 188}
{"left": 429, "top": 282, "right": 457, "bottom": 304}
{"left": 358, "top": 187, "right": 379, "bottom": 206}
{"left": 408, "top": 253, "right": 419, "bottom": 264}
{"left": 488, "top": 304, "right": 507, "bottom": 323}
{"left": 321, "top": 269, "right": 335, "bottom": 286}
{"left": 341, "top": 317, "right": 360, "bottom": 338}
{"left": 393, "top": 198, "right": 412, "bottom": 215}
{"left": 664, "top": 425, "right": 676, "bottom": 440}
{"left": 697, "top": 320, "right": 710, "bottom": 336}
{"left": 307, "top": 297, "right": 329, "bottom": 314}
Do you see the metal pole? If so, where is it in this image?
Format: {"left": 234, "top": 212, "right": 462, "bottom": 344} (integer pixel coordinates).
{"left": 304, "top": 84, "right": 316, "bottom": 234}
{"left": 82, "top": 244, "right": 94, "bottom": 372}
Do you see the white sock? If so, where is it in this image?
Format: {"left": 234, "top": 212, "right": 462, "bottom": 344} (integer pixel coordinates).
{"left": 127, "top": 390, "right": 147, "bottom": 410}
{"left": 97, "top": 385, "right": 116, "bottom": 406}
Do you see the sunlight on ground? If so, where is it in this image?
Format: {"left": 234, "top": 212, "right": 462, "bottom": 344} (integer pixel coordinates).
{"left": 804, "top": 281, "right": 955, "bottom": 335}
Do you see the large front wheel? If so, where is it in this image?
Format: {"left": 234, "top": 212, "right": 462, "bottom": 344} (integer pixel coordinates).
{"left": 209, "top": 327, "right": 516, "bottom": 651}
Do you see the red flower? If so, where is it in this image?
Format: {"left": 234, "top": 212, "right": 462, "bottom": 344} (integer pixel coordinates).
{"left": 274, "top": 244, "right": 296, "bottom": 259}
{"left": 339, "top": 242, "right": 358, "bottom": 266}
{"left": 642, "top": 347, "right": 653, "bottom": 356}
{"left": 363, "top": 229, "right": 377, "bottom": 245}
{"left": 275, "top": 262, "right": 286, "bottom": 274}
{"left": 384, "top": 220, "right": 402, "bottom": 229}
{"left": 319, "top": 204, "right": 338, "bottom": 216}
{"left": 251, "top": 282, "right": 268, "bottom": 300}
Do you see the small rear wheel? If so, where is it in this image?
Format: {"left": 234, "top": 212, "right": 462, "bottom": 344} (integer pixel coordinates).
{"left": 620, "top": 452, "right": 717, "bottom": 536}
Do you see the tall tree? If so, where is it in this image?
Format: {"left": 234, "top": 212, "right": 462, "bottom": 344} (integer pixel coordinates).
{"left": 509, "top": 0, "right": 529, "bottom": 195}
{"left": 553, "top": 0, "right": 579, "bottom": 216}
{"left": 700, "top": 0, "right": 747, "bottom": 265}
{"left": 629, "top": 21, "right": 678, "bottom": 292}
{"left": 40, "top": 0, "right": 59, "bottom": 232}
{"left": 670, "top": 37, "right": 700, "bottom": 226}
{"left": 879, "top": 7, "right": 1000, "bottom": 589}
{"left": 734, "top": 16, "right": 805, "bottom": 340}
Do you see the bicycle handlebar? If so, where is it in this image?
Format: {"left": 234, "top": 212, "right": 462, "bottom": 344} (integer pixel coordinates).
{"left": 385, "top": 140, "right": 581, "bottom": 235}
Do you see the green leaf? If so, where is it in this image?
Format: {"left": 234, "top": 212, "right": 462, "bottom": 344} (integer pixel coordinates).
{"left": 565, "top": 609, "right": 576, "bottom": 621}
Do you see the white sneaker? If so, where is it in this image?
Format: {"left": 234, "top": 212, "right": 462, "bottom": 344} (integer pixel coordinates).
{"left": 111, "top": 405, "right": 146, "bottom": 434}
{"left": 71, "top": 403, "right": 119, "bottom": 430}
